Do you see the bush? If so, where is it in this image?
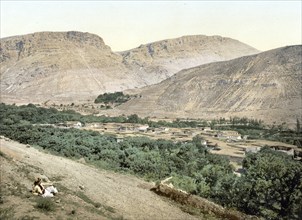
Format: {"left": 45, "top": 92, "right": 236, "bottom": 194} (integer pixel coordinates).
{"left": 94, "top": 92, "right": 131, "bottom": 104}
{"left": 35, "top": 198, "right": 55, "bottom": 212}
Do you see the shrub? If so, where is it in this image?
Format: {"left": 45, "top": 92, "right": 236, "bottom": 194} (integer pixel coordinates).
{"left": 94, "top": 92, "right": 131, "bottom": 104}
{"left": 35, "top": 198, "right": 55, "bottom": 212}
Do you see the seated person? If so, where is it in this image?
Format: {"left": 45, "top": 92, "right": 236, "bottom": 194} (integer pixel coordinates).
{"left": 32, "top": 177, "right": 58, "bottom": 197}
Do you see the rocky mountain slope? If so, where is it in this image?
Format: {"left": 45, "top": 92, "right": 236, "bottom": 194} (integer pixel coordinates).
{"left": 0, "top": 31, "right": 259, "bottom": 103}
{"left": 115, "top": 45, "right": 302, "bottom": 126}
{"left": 121, "top": 35, "right": 259, "bottom": 82}
{"left": 0, "top": 31, "right": 133, "bottom": 102}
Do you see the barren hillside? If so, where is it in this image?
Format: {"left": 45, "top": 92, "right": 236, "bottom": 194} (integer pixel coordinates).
{"left": 0, "top": 31, "right": 135, "bottom": 102}
{"left": 121, "top": 35, "right": 259, "bottom": 83}
{"left": 114, "top": 45, "right": 302, "bottom": 126}
{"left": 0, "top": 31, "right": 259, "bottom": 103}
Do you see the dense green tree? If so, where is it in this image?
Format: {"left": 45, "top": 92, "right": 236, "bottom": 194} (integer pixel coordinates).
{"left": 212, "top": 173, "right": 238, "bottom": 207}
{"left": 239, "top": 148, "right": 302, "bottom": 219}
{"left": 94, "top": 92, "right": 130, "bottom": 104}
{"left": 127, "top": 114, "right": 140, "bottom": 123}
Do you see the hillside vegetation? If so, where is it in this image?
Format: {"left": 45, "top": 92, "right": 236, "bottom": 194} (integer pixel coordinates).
{"left": 94, "top": 92, "right": 131, "bottom": 105}
{"left": 1, "top": 103, "right": 301, "bottom": 219}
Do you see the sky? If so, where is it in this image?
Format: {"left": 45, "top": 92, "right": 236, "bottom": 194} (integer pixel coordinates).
{"left": 1, "top": 0, "right": 301, "bottom": 51}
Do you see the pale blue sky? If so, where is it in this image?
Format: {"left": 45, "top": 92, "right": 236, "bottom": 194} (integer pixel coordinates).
{"left": 1, "top": 1, "right": 301, "bottom": 51}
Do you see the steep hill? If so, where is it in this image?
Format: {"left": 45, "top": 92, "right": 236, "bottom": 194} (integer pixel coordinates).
{"left": 115, "top": 45, "right": 302, "bottom": 126}
{"left": 0, "top": 32, "right": 259, "bottom": 103}
{"left": 121, "top": 35, "right": 259, "bottom": 83}
{"left": 0, "top": 31, "right": 136, "bottom": 102}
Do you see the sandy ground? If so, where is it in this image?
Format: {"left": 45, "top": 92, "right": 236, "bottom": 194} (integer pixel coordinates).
{"left": 0, "top": 137, "right": 200, "bottom": 220}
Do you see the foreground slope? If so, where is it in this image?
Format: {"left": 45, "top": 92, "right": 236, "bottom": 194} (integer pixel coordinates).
{"left": 0, "top": 31, "right": 259, "bottom": 103}
{"left": 116, "top": 45, "right": 302, "bottom": 126}
{"left": 0, "top": 137, "right": 199, "bottom": 220}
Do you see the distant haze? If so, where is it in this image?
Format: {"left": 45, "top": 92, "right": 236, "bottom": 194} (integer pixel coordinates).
{"left": 1, "top": 1, "right": 301, "bottom": 51}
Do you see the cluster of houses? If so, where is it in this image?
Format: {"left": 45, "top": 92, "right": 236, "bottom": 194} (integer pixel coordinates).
{"left": 245, "top": 144, "right": 301, "bottom": 159}
{"left": 117, "top": 124, "right": 151, "bottom": 133}
{"left": 57, "top": 121, "right": 83, "bottom": 129}
{"left": 55, "top": 121, "right": 301, "bottom": 160}
{"left": 214, "top": 130, "right": 244, "bottom": 142}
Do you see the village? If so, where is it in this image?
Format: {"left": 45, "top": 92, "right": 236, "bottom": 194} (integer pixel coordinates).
{"left": 59, "top": 121, "right": 301, "bottom": 169}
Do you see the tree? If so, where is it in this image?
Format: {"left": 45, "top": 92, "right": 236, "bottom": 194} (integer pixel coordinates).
{"left": 239, "top": 148, "right": 302, "bottom": 219}
{"left": 192, "top": 135, "right": 207, "bottom": 153}
{"left": 127, "top": 114, "right": 140, "bottom": 123}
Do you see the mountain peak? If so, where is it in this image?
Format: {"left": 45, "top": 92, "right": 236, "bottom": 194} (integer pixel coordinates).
{"left": 133, "top": 34, "right": 259, "bottom": 51}
{"left": 120, "top": 34, "right": 260, "bottom": 79}
{"left": 1, "top": 31, "right": 110, "bottom": 52}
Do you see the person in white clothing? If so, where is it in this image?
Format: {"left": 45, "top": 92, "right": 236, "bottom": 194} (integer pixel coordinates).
{"left": 32, "top": 177, "right": 58, "bottom": 197}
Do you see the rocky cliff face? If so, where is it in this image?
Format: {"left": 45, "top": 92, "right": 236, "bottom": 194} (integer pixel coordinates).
{"left": 116, "top": 45, "right": 302, "bottom": 126}
{"left": 0, "top": 32, "right": 259, "bottom": 102}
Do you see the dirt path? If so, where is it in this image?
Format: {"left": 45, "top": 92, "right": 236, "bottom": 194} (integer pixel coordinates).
{"left": 0, "top": 138, "right": 200, "bottom": 220}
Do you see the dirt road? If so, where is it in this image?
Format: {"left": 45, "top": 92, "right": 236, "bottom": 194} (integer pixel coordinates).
{"left": 0, "top": 138, "right": 200, "bottom": 220}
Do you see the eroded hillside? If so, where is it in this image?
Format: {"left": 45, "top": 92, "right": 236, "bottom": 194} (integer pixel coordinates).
{"left": 0, "top": 31, "right": 259, "bottom": 103}
{"left": 121, "top": 35, "right": 259, "bottom": 82}
{"left": 115, "top": 45, "right": 302, "bottom": 126}
{"left": 0, "top": 31, "right": 133, "bottom": 102}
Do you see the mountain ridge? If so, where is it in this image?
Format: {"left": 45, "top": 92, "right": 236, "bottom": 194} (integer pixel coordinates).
{"left": 120, "top": 34, "right": 259, "bottom": 80}
{"left": 0, "top": 31, "right": 260, "bottom": 102}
